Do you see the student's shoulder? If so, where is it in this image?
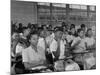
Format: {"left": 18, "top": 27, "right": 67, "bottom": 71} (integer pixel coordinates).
{"left": 23, "top": 46, "right": 31, "bottom": 51}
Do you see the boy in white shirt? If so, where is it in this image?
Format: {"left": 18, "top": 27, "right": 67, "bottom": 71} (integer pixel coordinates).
{"left": 71, "top": 29, "right": 86, "bottom": 53}
{"left": 71, "top": 29, "right": 86, "bottom": 70}
{"left": 22, "top": 33, "right": 46, "bottom": 70}
{"left": 84, "top": 28, "right": 96, "bottom": 69}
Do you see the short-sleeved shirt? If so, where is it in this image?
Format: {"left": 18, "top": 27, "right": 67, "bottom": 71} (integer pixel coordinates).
{"left": 50, "top": 39, "right": 66, "bottom": 59}
{"left": 66, "top": 35, "right": 75, "bottom": 43}
{"left": 84, "top": 37, "right": 95, "bottom": 47}
{"left": 50, "top": 39, "right": 58, "bottom": 52}
{"left": 59, "top": 40, "right": 66, "bottom": 59}
{"left": 22, "top": 46, "right": 46, "bottom": 63}
{"left": 16, "top": 43, "right": 24, "bottom": 54}
{"left": 37, "top": 37, "right": 45, "bottom": 51}
{"left": 71, "top": 37, "right": 86, "bottom": 52}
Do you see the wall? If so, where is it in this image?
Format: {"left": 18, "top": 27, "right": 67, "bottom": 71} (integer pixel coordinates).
{"left": 11, "top": 1, "right": 37, "bottom": 26}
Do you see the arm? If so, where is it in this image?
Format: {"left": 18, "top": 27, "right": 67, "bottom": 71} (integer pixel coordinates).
{"left": 11, "top": 40, "right": 18, "bottom": 56}
{"left": 71, "top": 40, "right": 81, "bottom": 50}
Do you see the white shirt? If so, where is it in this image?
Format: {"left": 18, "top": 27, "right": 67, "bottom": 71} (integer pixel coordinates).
{"left": 46, "top": 35, "right": 54, "bottom": 46}
{"left": 59, "top": 40, "right": 66, "bottom": 59}
{"left": 66, "top": 35, "right": 75, "bottom": 43}
{"left": 84, "top": 37, "right": 95, "bottom": 47}
{"left": 50, "top": 39, "right": 66, "bottom": 59}
{"left": 37, "top": 37, "right": 45, "bottom": 51}
{"left": 16, "top": 43, "right": 24, "bottom": 54}
{"left": 71, "top": 37, "right": 86, "bottom": 52}
{"left": 50, "top": 39, "right": 58, "bottom": 52}
{"left": 22, "top": 46, "right": 46, "bottom": 63}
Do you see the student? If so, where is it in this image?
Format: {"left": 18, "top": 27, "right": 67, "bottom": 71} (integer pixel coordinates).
{"left": 20, "top": 27, "right": 30, "bottom": 40}
{"left": 69, "top": 25, "right": 77, "bottom": 37}
{"left": 11, "top": 32, "right": 20, "bottom": 57}
{"left": 71, "top": 29, "right": 86, "bottom": 52}
{"left": 49, "top": 29, "right": 64, "bottom": 60}
{"left": 18, "top": 23, "right": 23, "bottom": 33}
{"left": 71, "top": 29, "right": 86, "bottom": 69}
{"left": 84, "top": 28, "right": 96, "bottom": 69}
{"left": 80, "top": 24, "right": 87, "bottom": 35}
{"left": 16, "top": 27, "right": 30, "bottom": 55}
{"left": 22, "top": 33, "right": 46, "bottom": 70}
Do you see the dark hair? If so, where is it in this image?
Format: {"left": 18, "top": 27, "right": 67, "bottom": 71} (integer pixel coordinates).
{"left": 29, "top": 32, "right": 38, "bottom": 40}
{"left": 62, "top": 22, "right": 66, "bottom": 26}
{"left": 54, "top": 27, "right": 62, "bottom": 32}
{"left": 87, "top": 28, "right": 92, "bottom": 32}
{"left": 77, "top": 28, "right": 83, "bottom": 33}
{"left": 70, "top": 24, "right": 75, "bottom": 29}
{"left": 22, "top": 27, "right": 28, "bottom": 32}
{"left": 81, "top": 24, "right": 85, "bottom": 28}
{"left": 85, "top": 28, "right": 92, "bottom": 37}
{"left": 19, "top": 23, "right": 23, "bottom": 26}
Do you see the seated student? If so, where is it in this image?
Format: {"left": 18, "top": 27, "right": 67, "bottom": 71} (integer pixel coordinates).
{"left": 20, "top": 27, "right": 31, "bottom": 40}
{"left": 11, "top": 32, "right": 20, "bottom": 57}
{"left": 11, "top": 32, "right": 25, "bottom": 74}
{"left": 49, "top": 29, "right": 64, "bottom": 60}
{"left": 71, "top": 29, "right": 86, "bottom": 69}
{"left": 22, "top": 32, "right": 46, "bottom": 70}
{"left": 80, "top": 24, "right": 87, "bottom": 36}
{"left": 66, "top": 25, "right": 77, "bottom": 45}
{"left": 19, "top": 27, "right": 30, "bottom": 47}
{"left": 71, "top": 29, "right": 86, "bottom": 53}
{"left": 83, "top": 28, "right": 96, "bottom": 70}
{"left": 69, "top": 24, "right": 77, "bottom": 36}
{"left": 15, "top": 27, "right": 31, "bottom": 56}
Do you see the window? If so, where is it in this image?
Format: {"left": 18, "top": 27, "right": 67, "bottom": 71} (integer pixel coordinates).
{"left": 89, "top": 6, "right": 95, "bottom": 11}
{"left": 80, "top": 5, "right": 87, "bottom": 10}
{"left": 69, "top": 4, "right": 80, "bottom": 9}
{"left": 37, "top": 2, "right": 50, "bottom": 6}
{"left": 69, "top": 4, "right": 87, "bottom": 10}
{"left": 52, "top": 3, "right": 66, "bottom": 8}
{"left": 37, "top": 2, "right": 50, "bottom": 25}
{"left": 52, "top": 3, "right": 66, "bottom": 26}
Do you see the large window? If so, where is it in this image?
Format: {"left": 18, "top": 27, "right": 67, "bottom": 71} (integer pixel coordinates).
{"left": 37, "top": 2, "right": 50, "bottom": 25}
{"left": 37, "top": 2, "right": 96, "bottom": 27}
{"left": 69, "top": 4, "right": 87, "bottom": 10}
{"left": 52, "top": 3, "right": 66, "bottom": 26}
{"left": 89, "top": 6, "right": 96, "bottom": 11}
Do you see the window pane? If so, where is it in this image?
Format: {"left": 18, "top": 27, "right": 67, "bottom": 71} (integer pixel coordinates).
{"left": 38, "top": 2, "right": 50, "bottom": 6}
{"left": 90, "top": 6, "right": 95, "bottom": 11}
{"left": 52, "top": 3, "right": 66, "bottom": 8}
{"left": 37, "top": 2, "right": 50, "bottom": 25}
{"left": 69, "top": 4, "right": 81, "bottom": 9}
{"left": 80, "top": 5, "right": 87, "bottom": 10}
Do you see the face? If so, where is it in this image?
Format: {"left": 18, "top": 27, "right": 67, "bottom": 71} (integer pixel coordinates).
{"left": 78, "top": 30, "right": 84, "bottom": 38}
{"left": 71, "top": 28, "right": 75, "bottom": 35}
{"left": 12, "top": 33, "right": 19, "bottom": 40}
{"left": 43, "top": 26, "right": 47, "bottom": 30}
{"left": 30, "top": 34, "right": 38, "bottom": 46}
{"left": 63, "top": 26, "right": 66, "bottom": 31}
{"left": 40, "top": 31, "right": 46, "bottom": 38}
{"left": 46, "top": 31, "right": 51, "bottom": 37}
{"left": 23, "top": 29, "right": 30, "bottom": 37}
{"left": 55, "top": 31, "right": 63, "bottom": 39}
{"left": 82, "top": 27, "right": 85, "bottom": 31}
{"left": 87, "top": 30, "right": 93, "bottom": 37}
